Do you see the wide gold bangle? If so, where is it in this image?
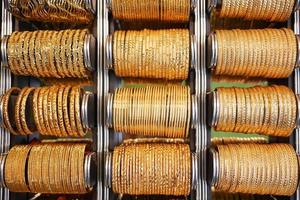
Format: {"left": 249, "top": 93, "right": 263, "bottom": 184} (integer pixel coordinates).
{"left": 7, "top": 32, "right": 20, "bottom": 74}
{"left": 2, "top": 88, "right": 20, "bottom": 135}
{"left": 4, "top": 145, "right": 32, "bottom": 192}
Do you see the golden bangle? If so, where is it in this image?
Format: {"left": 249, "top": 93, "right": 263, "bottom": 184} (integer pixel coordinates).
{"left": 20, "top": 87, "right": 35, "bottom": 134}
{"left": 62, "top": 86, "right": 73, "bottom": 136}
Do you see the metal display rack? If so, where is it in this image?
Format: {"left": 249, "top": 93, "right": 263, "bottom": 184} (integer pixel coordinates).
{"left": 0, "top": 0, "right": 299, "bottom": 200}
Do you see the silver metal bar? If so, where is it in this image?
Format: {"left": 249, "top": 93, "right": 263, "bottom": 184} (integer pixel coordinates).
{"left": 195, "top": 0, "right": 209, "bottom": 199}
{"left": 97, "top": 0, "right": 104, "bottom": 199}
{"left": 294, "top": 10, "right": 300, "bottom": 200}
{"left": 1, "top": 1, "right": 12, "bottom": 199}
{"left": 103, "top": 0, "right": 110, "bottom": 199}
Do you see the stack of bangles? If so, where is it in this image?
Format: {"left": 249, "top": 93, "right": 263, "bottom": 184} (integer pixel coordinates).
{"left": 209, "top": 28, "right": 299, "bottom": 79}
{"left": 106, "top": 85, "right": 197, "bottom": 138}
{"left": 210, "top": 85, "right": 298, "bottom": 137}
{"left": 107, "top": 139, "right": 197, "bottom": 196}
{"left": 109, "top": 0, "right": 192, "bottom": 23}
{"left": 0, "top": 86, "right": 93, "bottom": 137}
{"left": 209, "top": 0, "right": 297, "bottom": 22}
{"left": 6, "top": 0, "right": 95, "bottom": 24}
{"left": 107, "top": 29, "right": 193, "bottom": 80}
{"left": 1, "top": 142, "right": 94, "bottom": 194}
{"left": 211, "top": 143, "right": 299, "bottom": 196}
{"left": 2, "top": 29, "right": 95, "bottom": 78}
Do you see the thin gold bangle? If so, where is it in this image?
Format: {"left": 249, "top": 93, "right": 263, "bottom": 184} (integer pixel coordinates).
{"left": 20, "top": 87, "right": 35, "bottom": 134}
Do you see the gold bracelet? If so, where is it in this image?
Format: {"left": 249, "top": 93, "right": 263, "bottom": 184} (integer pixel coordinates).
{"left": 69, "top": 86, "right": 78, "bottom": 136}
{"left": 14, "top": 88, "right": 28, "bottom": 135}
{"left": 34, "top": 31, "right": 44, "bottom": 77}
{"left": 20, "top": 87, "right": 35, "bottom": 134}
{"left": 75, "top": 87, "right": 86, "bottom": 137}
{"left": 66, "top": 30, "right": 76, "bottom": 77}
{"left": 57, "top": 86, "right": 67, "bottom": 136}
{"left": 41, "top": 31, "right": 52, "bottom": 77}
{"left": 23, "top": 31, "right": 32, "bottom": 75}
{"left": 7, "top": 32, "right": 20, "bottom": 74}
{"left": 2, "top": 88, "right": 20, "bottom": 135}
{"left": 62, "top": 86, "right": 73, "bottom": 136}
{"left": 50, "top": 86, "right": 61, "bottom": 136}
{"left": 42, "top": 87, "right": 52, "bottom": 134}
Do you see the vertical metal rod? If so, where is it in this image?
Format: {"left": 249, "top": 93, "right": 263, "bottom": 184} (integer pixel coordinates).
{"left": 97, "top": 0, "right": 104, "bottom": 199}
{"left": 0, "top": 3, "right": 5, "bottom": 200}
{"left": 294, "top": 10, "right": 300, "bottom": 200}
{"left": 103, "top": 1, "right": 110, "bottom": 200}
{"left": 194, "top": 0, "right": 209, "bottom": 199}
{"left": 1, "top": 1, "right": 12, "bottom": 200}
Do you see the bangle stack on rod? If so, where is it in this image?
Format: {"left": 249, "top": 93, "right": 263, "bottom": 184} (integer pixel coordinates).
{"left": 107, "top": 0, "right": 193, "bottom": 23}
{"left": 1, "top": 29, "right": 96, "bottom": 78}
{"left": 106, "top": 29, "right": 194, "bottom": 80}
{"left": 211, "top": 85, "right": 297, "bottom": 137}
{"left": 0, "top": 86, "right": 92, "bottom": 137}
{"left": 0, "top": 142, "right": 95, "bottom": 194}
{"left": 5, "top": 0, "right": 96, "bottom": 24}
{"left": 211, "top": 143, "right": 299, "bottom": 196}
{"left": 208, "top": 0, "right": 300, "bottom": 22}
{"left": 209, "top": 28, "right": 299, "bottom": 79}
{"left": 106, "top": 85, "right": 198, "bottom": 138}
{"left": 104, "top": 139, "right": 198, "bottom": 196}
